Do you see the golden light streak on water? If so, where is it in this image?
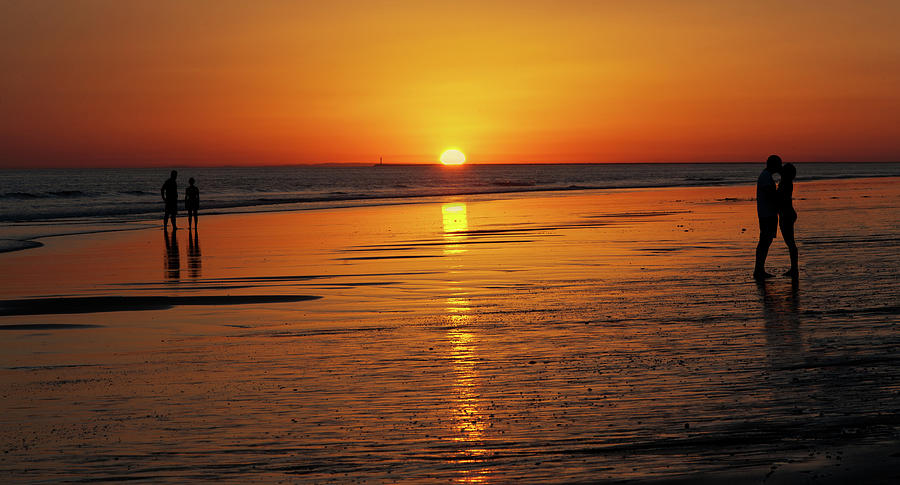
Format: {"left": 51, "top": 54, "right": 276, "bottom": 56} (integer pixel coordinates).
{"left": 442, "top": 203, "right": 469, "bottom": 255}
{"left": 446, "top": 295, "right": 492, "bottom": 483}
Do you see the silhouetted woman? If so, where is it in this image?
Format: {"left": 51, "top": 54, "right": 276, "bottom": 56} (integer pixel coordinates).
{"left": 778, "top": 163, "right": 798, "bottom": 278}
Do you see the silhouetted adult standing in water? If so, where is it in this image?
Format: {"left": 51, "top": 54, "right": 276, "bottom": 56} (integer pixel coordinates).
{"left": 778, "top": 163, "right": 799, "bottom": 278}
{"left": 185, "top": 177, "right": 199, "bottom": 229}
{"left": 754, "top": 155, "right": 782, "bottom": 279}
{"left": 161, "top": 170, "right": 178, "bottom": 231}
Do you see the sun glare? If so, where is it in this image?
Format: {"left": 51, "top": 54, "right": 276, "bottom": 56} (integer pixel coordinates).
{"left": 440, "top": 149, "right": 466, "bottom": 165}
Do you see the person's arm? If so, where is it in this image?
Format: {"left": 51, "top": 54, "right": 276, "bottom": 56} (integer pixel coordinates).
{"left": 161, "top": 184, "right": 167, "bottom": 202}
{"left": 763, "top": 176, "right": 777, "bottom": 200}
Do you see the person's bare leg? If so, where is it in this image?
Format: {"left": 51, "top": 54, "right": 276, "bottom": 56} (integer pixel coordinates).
{"left": 754, "top": 236, "right": 775, "bottom": 279}
{"left": 782, "top": 225, "right": 798, "bottom": 278}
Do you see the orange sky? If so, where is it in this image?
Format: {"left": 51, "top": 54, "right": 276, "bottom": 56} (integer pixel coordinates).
{"left": 2, "top": 1, "right": 899, "bottom": 167}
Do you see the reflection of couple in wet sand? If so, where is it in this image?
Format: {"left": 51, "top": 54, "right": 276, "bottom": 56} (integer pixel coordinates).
{"left": 163, "top": 228, "right": 201, "bottom": 280}
{"left": 754, "top": 154, "right": 799, "bottom": 280}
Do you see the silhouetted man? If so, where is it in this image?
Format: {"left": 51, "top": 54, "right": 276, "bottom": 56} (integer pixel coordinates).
{"left": 754, "top": 155, "right": 782, "bottom": 279}
{"left": 161, "top": 170, "right": 178, "bottom": 231}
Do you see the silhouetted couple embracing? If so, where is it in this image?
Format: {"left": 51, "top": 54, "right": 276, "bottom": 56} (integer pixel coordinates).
{"left": 754, "top": 155, "right": 798, "bottom": 280}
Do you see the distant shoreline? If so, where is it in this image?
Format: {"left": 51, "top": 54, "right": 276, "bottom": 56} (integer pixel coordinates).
{"left": 2, "top": 174, "right": 899, "bottom": 254}
{"left": 1, "top": 163, "right": 898, "bottom": 223}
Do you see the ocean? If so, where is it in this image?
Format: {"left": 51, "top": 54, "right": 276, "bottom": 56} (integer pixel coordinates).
{"left": 1, "top": 162, "right": 899, "bottom": 224}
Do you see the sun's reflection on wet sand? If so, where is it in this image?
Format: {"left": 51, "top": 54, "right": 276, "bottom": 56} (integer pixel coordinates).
{"left": 442, "top": 203, "right": 468, "bottom": 255}
{"left": 446, "top": 295, "right": 492, "bottom": 483}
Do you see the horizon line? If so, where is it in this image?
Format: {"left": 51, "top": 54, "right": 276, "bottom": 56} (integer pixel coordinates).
{"left": 3, "top": 160, "right": 899, "bottom": 170}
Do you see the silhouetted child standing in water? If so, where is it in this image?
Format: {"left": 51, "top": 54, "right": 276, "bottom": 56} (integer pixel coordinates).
{"left": 185, "top": 177, "right": 199, "bottom": 229}
{"left": 778, "top": 163, "right": 798, "bottom": 278}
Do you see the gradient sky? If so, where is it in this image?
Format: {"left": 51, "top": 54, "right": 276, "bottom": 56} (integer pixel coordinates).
{"left": 2, "top": 0, "right": 899, "bottom": 167}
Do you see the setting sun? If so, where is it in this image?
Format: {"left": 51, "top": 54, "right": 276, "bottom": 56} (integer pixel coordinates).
{"left": 440, "top": 149, "right": 466, "bottom": 166}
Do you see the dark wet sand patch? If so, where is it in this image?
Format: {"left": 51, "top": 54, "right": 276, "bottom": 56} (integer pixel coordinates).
{"left": 112, "top": 277, "right": 327, "bottom": 286}
{"left": 0, "top": 239, "right": 43, "bottom": 253}
{"left": 345, "top": 239, "right": 535, "bottom": 251}
{"left": 801, "top": 235, "right": 900, "bottom": 246}
{"left": 124, "top": 285, "right": 258, "bottom": 291}
{"left": 315, "top": 281, "right": 399, "bottom": 287}
{"left": 7, "top": 363, "right": 102, "bottom": 371}
{"left": 109, "top": 272, "right": 440, "bottom": 286}
{"left": 0, "top": 295, "right": 321, "bottom": 316}
{"left": 714, "top": 197, "right": 752, "bottom": 203}
{"left": 0, "top": 323, "right": 104, "bottom": 330}
{"left": 776, "top": 354, "right": 900, "bottom": 371}
{"left": 351, "top": 223, "right": 608, "bottom": 243}
{"left": 107, "top": 282, "right": 397, "bottom": 292}
{"left": 335, "top": 255, "right": 443, "bottom": 261}
{"left": 235, "top": 326, "right": 391, "bottom": 338}
{"left": 447, "top": 222, "right": 612, "bottom": 236}
{"left": 639, "top": 245, "right": 719, "bottom": 253}
{"left": 803, "top": 305, "right": 900, "bottom": 316}
{"left": 584, "top": 210, "right": 691, "bottom": 218}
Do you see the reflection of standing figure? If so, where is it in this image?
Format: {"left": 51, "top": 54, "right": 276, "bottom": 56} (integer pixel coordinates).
{"left": 187, "top": 229, "right": 201, "bottom": 279}
{"left": 759, "top": 278, "right": 801, "bottom": 345}
{"left": 778, "top": 163, "right": 799, "bottom": 278}
{"left": 164, "top": 229, "right": 180, "bottom": 280}
{"left": 185, "top": 177, "right": 199, "bottom": 229}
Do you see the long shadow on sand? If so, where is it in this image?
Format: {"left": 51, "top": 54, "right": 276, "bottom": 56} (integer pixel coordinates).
{"left": 0, "top": 323, "right": 104, "bottom": 330}
{"left": 0, "top": 295, "right": 321, "bottom": 316}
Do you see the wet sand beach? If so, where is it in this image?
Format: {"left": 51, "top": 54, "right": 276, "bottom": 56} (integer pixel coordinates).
{"left": 1, "top": 178, "right": 899, "bottom": 483}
